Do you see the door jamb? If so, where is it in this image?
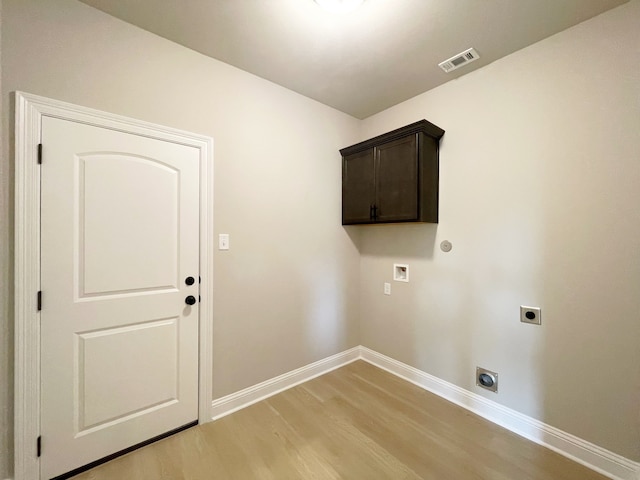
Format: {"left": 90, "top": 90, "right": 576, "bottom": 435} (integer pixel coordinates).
{"left": 14, "top": 91, "right": 214, "bottom": 480}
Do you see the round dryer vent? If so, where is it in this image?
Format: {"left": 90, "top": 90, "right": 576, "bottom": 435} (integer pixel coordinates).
{"left": 476, "top": 367, "right": 498, "bottom": 393}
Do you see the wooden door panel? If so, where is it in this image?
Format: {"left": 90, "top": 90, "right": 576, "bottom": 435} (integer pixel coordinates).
{"left": 41, "top": 116, "right": 200, "bottom": 479}
{"left": 79, "top": 153, "right": 179, "bottom": 297}
{"left": 77, "top": 318, "right": 179, "bottom": 433}
{"left": 342, "top": 150, "right": 375, "bottom": 224}
{"left": 375, "top": 135, "right": 418, "bottom": 222}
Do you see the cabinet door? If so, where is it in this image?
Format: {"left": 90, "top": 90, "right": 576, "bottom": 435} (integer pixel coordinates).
{"left": 342, "top": 149, "right": 375, "bottom": 224}
{"left": 375, "top": 135, "right": 418, "bottom": 222}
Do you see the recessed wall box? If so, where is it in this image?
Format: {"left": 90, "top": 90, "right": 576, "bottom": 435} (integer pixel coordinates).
{"left": 393, "top": 264, "right": 409, "bottom": 282}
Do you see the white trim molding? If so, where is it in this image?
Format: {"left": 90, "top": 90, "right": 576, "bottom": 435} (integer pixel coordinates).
{"left": 14, "top": 91, "right": 214, "bottom": 480}
{"left": 209, "top": 345, "right": 639, "bottom": 480}
{"left": 359, "top": 347, "right": 640, "bottom": 480}
{"left": 14, "top": 92, "right": 43, "bottom": 480}
{"left": 211, "top": 347, "right": 361, "bottom": 420}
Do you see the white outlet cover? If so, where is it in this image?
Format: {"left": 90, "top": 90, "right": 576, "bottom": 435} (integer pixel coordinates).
{"left": 384, "top": 282, "right": 391, "bottom": 295}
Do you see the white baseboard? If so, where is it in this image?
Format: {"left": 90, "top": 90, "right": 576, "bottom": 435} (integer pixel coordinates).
{"left": 210, "top": 345, "right": 639, "bottom": 480}
{"left": 359, "top": 346, "right": 640, "bottom": 480}
{"left": 210, "top": 346, "right": 360, "bottom": 420}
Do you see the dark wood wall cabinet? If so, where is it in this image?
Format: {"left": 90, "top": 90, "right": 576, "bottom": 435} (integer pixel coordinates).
{"left": 341, "top": 119, "right": 445, "bottom": 225}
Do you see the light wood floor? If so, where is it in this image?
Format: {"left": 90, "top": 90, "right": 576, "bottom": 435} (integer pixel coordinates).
{"left": 73, "top": 361, "right": 608, "bottom": 479}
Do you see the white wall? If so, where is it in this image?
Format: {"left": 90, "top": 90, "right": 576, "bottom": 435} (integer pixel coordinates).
{"left": 358, "top": 0, "right": 640, "bottom": 461}
{"left": 0, "top": 0, "right": 362, "bottom": 476}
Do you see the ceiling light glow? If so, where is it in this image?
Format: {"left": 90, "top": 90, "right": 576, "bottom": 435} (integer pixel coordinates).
{"left": 314, "top": 0, "right": 365, "bottom": 14}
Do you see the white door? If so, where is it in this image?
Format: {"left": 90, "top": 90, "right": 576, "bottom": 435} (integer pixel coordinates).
{"left": 40, "top": 116, "right": 200, "bottom": 479}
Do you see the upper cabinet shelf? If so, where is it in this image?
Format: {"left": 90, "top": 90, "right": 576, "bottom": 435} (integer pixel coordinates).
{"left": 340, "top": 120, "right": 445, "bottom": 225}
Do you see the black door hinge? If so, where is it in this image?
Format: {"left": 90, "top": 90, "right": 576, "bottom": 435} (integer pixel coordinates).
{"left": 37, "top": 143, "right": 43, "bottom": 164}
{"left": 37, "top": 436, "right": 41, "bottom": 457}
{"left": 37, "top": 291, "right": 42, "bottom": 311}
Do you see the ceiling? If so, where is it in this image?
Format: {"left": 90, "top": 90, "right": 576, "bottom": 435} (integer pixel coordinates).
{"left": 79, "top": 0, "right": 629, "bottom": 119}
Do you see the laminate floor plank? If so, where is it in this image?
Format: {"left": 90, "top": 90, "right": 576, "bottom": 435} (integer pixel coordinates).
{"left": 71, "top": 360, "right": 609, "bottom": 480}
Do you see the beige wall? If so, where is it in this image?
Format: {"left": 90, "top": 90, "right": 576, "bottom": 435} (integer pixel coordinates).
{"left": 358, "top": 0, "right": 640, "bottom": 461}
{"left": 2, "top": 0, "right": 639, "bottom": 477}
{"left": 0, "top": 0, "right": 10, "bottom": 476}
{"left": 0, "top": 0, "right": 362, "bottom": 476}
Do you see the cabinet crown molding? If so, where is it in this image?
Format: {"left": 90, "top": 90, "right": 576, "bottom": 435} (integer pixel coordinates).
{"left": 340, "top": 119, "right": 444, "bottom": 156}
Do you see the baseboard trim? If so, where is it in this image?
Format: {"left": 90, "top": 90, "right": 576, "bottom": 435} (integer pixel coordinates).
{"left": 359, "top": 346, "right": 640, "bottom": 480}
{"left": 210, "top": 347, "right": 360, "bottom": 420}
{"left": 210, "top": 345, "right": 639, "bottom": 480}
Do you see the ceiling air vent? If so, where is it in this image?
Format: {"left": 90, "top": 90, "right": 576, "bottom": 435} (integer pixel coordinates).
{"left": 438, "top": 48, "right": 480, "bottom": 73}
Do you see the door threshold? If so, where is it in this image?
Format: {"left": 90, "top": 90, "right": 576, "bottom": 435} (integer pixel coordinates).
{"left": 49, "top": 420, "right": 199, "bottom": 480}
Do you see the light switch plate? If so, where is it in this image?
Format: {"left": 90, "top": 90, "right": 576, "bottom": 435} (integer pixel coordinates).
{"left": 218, "top": 234, "right": 230, "bottom": 250}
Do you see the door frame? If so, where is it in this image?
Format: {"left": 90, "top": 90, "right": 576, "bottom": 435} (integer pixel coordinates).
{"left": 14, "top": 91, "right": 215, "bottom": 480}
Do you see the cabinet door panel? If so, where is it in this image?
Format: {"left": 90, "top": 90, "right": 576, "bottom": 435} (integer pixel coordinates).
{"left": 342, "top": 150, "right": 375, "bottom": 224}
{"left": 375, "top": 135, "right": 418, "bottom": 222}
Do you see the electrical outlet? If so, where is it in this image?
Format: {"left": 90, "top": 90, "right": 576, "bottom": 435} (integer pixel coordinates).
{"left": 520, "top": 306, "right": 541, "bottom": 325}
{"left": 384, "top": 282, "right": 391, "bottom": 295}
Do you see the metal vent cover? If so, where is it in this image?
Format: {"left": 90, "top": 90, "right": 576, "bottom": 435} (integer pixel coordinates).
{"left": 438, "top": 48, "right": 480, "bottom": 73}
{"left": 476, "top": 367, "right": 498, "bottom": 392}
